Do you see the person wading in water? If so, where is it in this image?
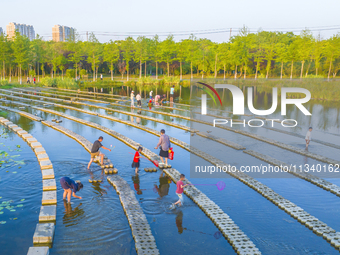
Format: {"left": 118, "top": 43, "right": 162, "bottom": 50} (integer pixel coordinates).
{"left": 154, "top": 129, "right": 171, "bottom": 166}
{"left": 87, "top": 136, "right": 111, "bottom": 169}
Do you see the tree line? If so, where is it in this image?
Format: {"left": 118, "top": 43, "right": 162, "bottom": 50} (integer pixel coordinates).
{"left": 0, "top": 27, "right": 340, "bottom": 83}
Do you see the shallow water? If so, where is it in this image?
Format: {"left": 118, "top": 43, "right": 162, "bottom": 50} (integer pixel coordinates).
{"left": 1, "top": 84, "right": 340, "bottom": 254}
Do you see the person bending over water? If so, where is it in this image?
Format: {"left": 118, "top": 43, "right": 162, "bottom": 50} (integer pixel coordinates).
{"left": 60, "top": 177, "right": 83, "bottom": 203}
{"left": 87, "top": 136, "right": 111, "bottom": 169}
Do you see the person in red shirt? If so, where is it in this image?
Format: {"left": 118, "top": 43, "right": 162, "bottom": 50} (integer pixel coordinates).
{"left": 170, "top": 174, "right": 188, "bottom": 209}
{"left": 131, "top": 147, "right": 143, "bottom": 174}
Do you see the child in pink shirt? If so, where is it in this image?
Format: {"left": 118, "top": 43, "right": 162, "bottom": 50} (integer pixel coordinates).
{"left": 170, "top": 174, "right": 188, "bottom": 209}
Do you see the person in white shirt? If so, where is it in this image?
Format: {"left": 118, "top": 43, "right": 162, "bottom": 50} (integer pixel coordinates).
{"left": 305, "top": 127, "right": 312, "bottom": 148}
{"left": 149, "top": 91, "right": 153, "bottom": 99}
{"left": 170, "top": 85, "right": 175, "bottom": 102}
{"left": 131, "top": 91, "right": 135, "bottom": 108}
{"left": 136, "top": 93, "right": 141, "bottom": 107}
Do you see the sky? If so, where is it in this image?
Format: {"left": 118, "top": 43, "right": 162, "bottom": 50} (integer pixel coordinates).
{"left": 1, "top": 0, "right": 339, "bottom": 42}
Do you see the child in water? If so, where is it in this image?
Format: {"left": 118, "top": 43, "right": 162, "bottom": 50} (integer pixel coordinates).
{"left": 132, "top": 147, "right": 143, "bottom": 174}
{"left": 170, "top": 174, "right": 189, "bottom": 209}
{"left": 305, "top": 127, "right": 312, "bottom": 148}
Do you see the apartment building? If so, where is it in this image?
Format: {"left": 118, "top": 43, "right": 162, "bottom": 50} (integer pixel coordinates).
{"left": 52, "top": 25, "right": 75, "bottom": 42}
{"left": 6, "top": 22, "right": 35, "bottom": 40}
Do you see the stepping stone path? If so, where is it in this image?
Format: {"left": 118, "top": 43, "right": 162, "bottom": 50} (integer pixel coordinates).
{"left": 0, "top": 117, "right": 56, "bottom": 254}
{"left": 108, "top": 175, "right": 160, "bottom": 255}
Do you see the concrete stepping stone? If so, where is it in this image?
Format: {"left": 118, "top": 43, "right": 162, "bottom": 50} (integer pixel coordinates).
{"left": 27, "top": 247, "right": 49, "bottom": 255}
{"left": 22, "top": 134, "right": 33, "bottom": 140}
{"left": 27, "top": 137, "right": 38, "bottom": 143}
{"left": 34, "top": 147, "right": 46, "bottom": 155}
{"left": 40, "top": 160, "right": 53, "bottom": 170}
{"left": 39, "top": 205, "right": 56, "bottom": 222}
{"left": 42, "top": 179, "right": 56, "bottom": 191}
{"left": 0, "top": 119, "right": 10, "bottom": 123}
{"left": 31, "top": 142, "right": 42, "bottom": 149}
{"left": 42, "top": 191, "right": 57, "bottom": 205}
{"left": 42, "top": 169, "right": 55, "bottom": 180}
{"left": 17, "top": 130, "right": 28, "bottom": 136}
{"left": 33, "top": 223, "right": 55, "bottom": 244}
{"left": 37, "top": 153, "right": 49, "bottom": 161}
{"left": 12, "top": 127, "right": 23, "bottom": 133}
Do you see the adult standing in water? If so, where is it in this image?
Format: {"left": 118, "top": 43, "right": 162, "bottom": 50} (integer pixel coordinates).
{"left": 170, "top": 85, "right": 175, "bottom": 103}
{"left": 60, "top": 177, "right": 83, "bottom": 203}
{"left": 136, "top": 93, "right": 142, "bottom": 108}
{"left": 149, "top": 90, "right": 153, "bottom": 99}
{"left": 154, "top": 129, "right": 171, "bottom": 166}
{"left": 131, "top": 90, "right": 135, "bottom": 108}
{"left": 87, "top": 136, "right": 111, "bottom": 169}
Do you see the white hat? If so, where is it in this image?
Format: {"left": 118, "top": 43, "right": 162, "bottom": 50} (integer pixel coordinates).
{"left": 132, "top": 91, "right": 134, "bottom": 93}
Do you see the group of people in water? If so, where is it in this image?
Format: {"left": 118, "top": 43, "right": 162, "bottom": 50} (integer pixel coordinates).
{"left": 62, "top": 128, "right": 185, "bottom": 209}
{"left": 130, "top": 85, "right": 175, "bottom": 108}
{"left": 60, "top": 86, "right": 313, "bottom": 210}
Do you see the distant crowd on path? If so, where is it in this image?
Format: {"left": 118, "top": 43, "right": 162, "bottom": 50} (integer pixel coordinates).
{"left": 26, "top": 77, "right": 36, "bottom": 84}
{"left": 130, "top": 86, "right": 175, "bottom": 108}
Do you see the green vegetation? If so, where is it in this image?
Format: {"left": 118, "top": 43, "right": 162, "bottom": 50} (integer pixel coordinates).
{"left": 0, "top": 28, "right": 340, "bottom": 85}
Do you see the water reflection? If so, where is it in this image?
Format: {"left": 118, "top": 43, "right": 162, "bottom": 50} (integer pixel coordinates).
{"left": 132, "top": 174, "right": 142, "bottom": 195}
{"left": 91, "top": 182, "right": 108, "bottom": 196}
{"left": 62, "top": 200, "right": 84, "bottom": 227}
{"left": 154, "top": 172, "right": 171, "bottom": 198}
{"left": 175, "top": 210, "right": 184, "bottom": 234}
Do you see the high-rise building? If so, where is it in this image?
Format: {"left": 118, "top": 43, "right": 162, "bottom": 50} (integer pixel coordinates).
{"left": 52, "top": 25, "right": 75, "bottom": 42}
{"left": 6, "top": 22, "right": 35, "bottom": 40}
{"left": 0, "top": 27, "right": 3, "bottom": 35}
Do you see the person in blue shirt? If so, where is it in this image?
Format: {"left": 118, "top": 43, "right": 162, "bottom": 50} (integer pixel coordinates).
{"left": 170, "top": 85, "right": 175, "bottom": 102}
{"left": 60, "top": 177, "right": 83, "bottom": 203}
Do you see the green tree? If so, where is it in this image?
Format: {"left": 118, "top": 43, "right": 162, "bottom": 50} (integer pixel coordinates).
{"left": 151, "top": 35, "right": 161, "bottom": 79}
{"left": 68, "top": 40, "right": 83, "bottom": 80}
{"left": 0, "top": 34, "right": 10, "bottom": 80}
{"left": 134, "top": 36, "right": 149, "bottom": 78}
{"left": 252, "top": 31, "right": 266, "bottom": 79}
{"left": 324, "top": 34, "right": 340, "bottom": 80}
{"left": 176, "top": 40, "right": 187, "bottom": 79}
{"left": 296, "top": 30, "right": 313, "bottom": 78}
{"left": 160, "top": 35, "right": 176, "bottom": 76}
{"left": 12, "top": 32, "right": 30, "bottom": 84}
{"left": 218, "top": 42, "right": 231, "bottom": 80}
{"left": 233, "top": 26, "right": 252, "bottom": 79}
{"left": 30, "top": 35, "right": 45, "bottom": 81}
{"left": 263, "top": 32, "right": 279, "bottom": 79}
{"left": 121, "top": 37, "right": 135, "bottom": 81}
{"left": 103, "top": 40, "right": 120, "bottom": 80}
{"left": 312, "top": 35, "right": 323, "bottom": 76}
{"left": 275, "top": 33, "right": 294, "bottom": 79}
{"left": 184, "top": 34, "right": 198, "bottom": 79}
{"left": 86, "top": 33, "right": 102, "bottom": 81}
{"left": 287, "top": 36, "right": 299, "bottom": 79}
